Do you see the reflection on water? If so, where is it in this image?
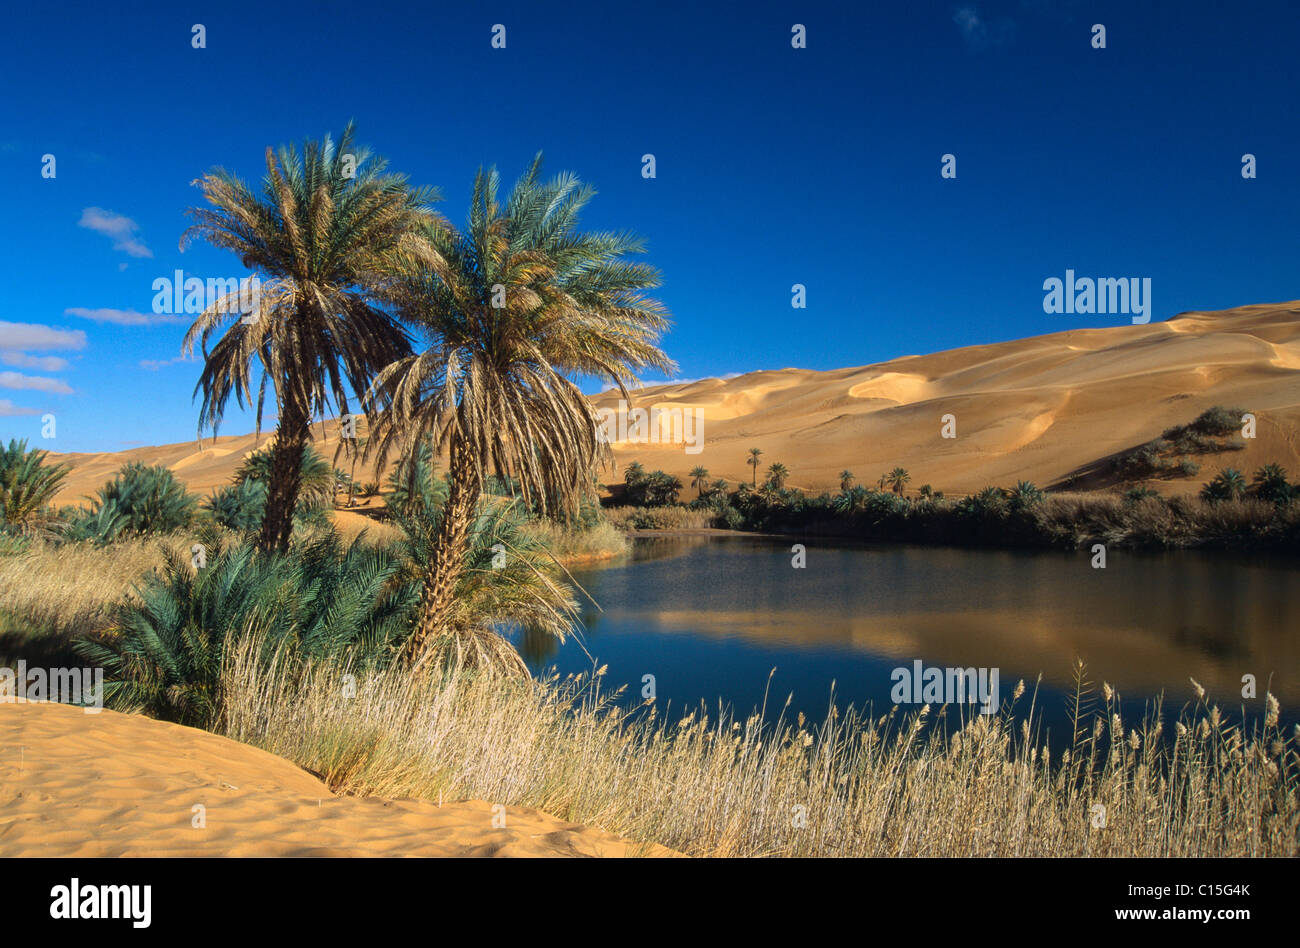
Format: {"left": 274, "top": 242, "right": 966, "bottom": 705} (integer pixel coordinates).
{"left": 512, "top": 535, "right": 1300, "bottom": 732}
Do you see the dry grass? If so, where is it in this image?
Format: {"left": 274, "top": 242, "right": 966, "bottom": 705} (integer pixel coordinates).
{"left": 218, "top": 642, "right": 1300, "bottom": 857}
{"left": 1037, "top": 493, "right": 1297, "bottom": 548}
{"left": 0, "top": 536, "right": 176, "bottom": 642}
{"left": 604, "top": 506, "right": 717, "bottom": 531}
{"left": 520, "top": 519, "right": 629, "bottom": 562}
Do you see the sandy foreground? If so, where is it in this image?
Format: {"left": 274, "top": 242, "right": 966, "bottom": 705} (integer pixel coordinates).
{"left": 47, "top": 300, "right": 1300, "bottom": 501}
{"left": 0, "top": 702, "right": 671, "bottom": 857}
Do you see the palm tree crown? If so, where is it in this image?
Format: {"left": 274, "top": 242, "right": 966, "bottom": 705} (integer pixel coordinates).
{"left": 364, "top": 154, "right": 674, "bottom": 665}
{"left": 689, "top": 466, "right": 710, "bottom": 497}
{"left": 181, "top": 122, "right": 437, "bottom": 550}
{"left": 366, "top": 154, "right": 675, "bottom": 516}
{"left": 887, "top": 467, "right": 911, "bottom": 495}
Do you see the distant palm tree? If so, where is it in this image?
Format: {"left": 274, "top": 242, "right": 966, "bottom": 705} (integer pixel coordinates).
{"left": 767, "top": 462, "right": 789, "bottom": 489}
{"left": 1007, "top": 480, "right": 1044, "bottom": 510}
{"left": 710, "top": 477, "right": 728, "bottom": 495}
{"left": 1253, "top": 462, "right": 1292, "bottom": 504}
{"left": 887, "top": 467, "right": 911, "bottom": 495}
{"left": 689, "top": 466, "right": 710, "bottom": 498}
{"left": 839, "top": 470, "right": 855, "bottom": 492}
{"left": 182, "top": 123, "right": 434, "bottom": 552}
{"left": 1201, "top": 468, "right": 1247, "bottom": 503}
{"left": 747, "top": 448, "right": 763, "bottom": 487}
{"left": 365, "top": 155, "right": 674, "bottom": 666}
{"left": 343, "top": 435, "right": 368, "bottom": 508}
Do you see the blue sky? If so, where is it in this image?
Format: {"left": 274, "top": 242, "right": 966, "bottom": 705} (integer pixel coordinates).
{"left": 2, "top": 0, "right": 1298, "bottom": 452}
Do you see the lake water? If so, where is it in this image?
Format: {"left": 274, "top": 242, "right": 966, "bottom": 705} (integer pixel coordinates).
{"left": 510, "top": 535, "right": 1300, "bottom": 737}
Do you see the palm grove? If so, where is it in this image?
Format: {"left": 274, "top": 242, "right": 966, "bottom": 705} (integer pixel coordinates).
{"left": 179, "top": 124, "right": 671, "bottom": 671}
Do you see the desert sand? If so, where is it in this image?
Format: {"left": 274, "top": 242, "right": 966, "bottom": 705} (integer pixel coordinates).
{"left": 47, "top": 301, "right": 1300, "bottom": 502}
{"left": 0, "top": 701, "right": 668, "bottom": 857}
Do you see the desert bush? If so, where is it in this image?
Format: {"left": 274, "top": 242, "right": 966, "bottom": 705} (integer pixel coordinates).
{"left": 203, "top": 479, "right": 268, "bottom": 532}
{"left": 59, "top": 502, "right": 128, "bottom": 545}
{"left": 80, "top": 462, "right": 197, "bottom": 537}
{"left": 1190, "top": 405, "right": 1246, "bottom": 437}
{"left": 78, "top": 527, "right": 417, "bottom": 727}
{"left": 0, "top": 439, "right": 69, "bottom": 529}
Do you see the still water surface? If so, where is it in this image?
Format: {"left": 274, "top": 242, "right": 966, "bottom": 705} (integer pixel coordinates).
{"left": 509, "top": 535, "right": 1300, "bottom": 735}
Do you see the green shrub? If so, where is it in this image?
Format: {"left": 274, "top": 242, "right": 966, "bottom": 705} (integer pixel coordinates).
{"left": 78, "top": 527, "right": 417, "bottom": 727}
{"left": 386, "top": 436, "right": 448, "bottom": 521}
{"left": 0, "top": 439, "right": 69, "bottom": 528}
{"left": 1201, "top": 469, "right": 1247, "bottom": 503}
{"left": 59, "top": 502, "right": 128, "bottom": 545}
{"left": 234, "top": 443, "right": 336, "bottom": 507}
{"left": 87, "top": 463, "right": 197, "bottom": 536}
{"left": 203, "top": 479, "right": 269, "bottom": 532}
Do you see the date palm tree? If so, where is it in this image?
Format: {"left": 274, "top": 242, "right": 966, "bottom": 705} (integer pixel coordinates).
{"left": 365, "top": 155, "right": 674, "bottom": 666}
{"left": 839, "top": 469, "right": 855, "bottom": 492}
{"left": 747, "top": 448, "right": 763, "bottom": 487}
{"left": 1201, "top": 467, "right": 1247, "bottom": 503}
{"left": 767, "top": 462, "right": 789, "bottom": 489}
{"left": 887, "top": 467, "right": 911, "bottom": 495}
{"left": 182, "top": 123, "right": 437, "bottom": 552}
{"left": 689, "top": 465, "right": 710, "bottom": 498}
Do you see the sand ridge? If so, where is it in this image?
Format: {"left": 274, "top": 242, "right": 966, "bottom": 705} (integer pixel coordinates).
{"left": 0, "top": 702, "right": 671, "bottom": 857}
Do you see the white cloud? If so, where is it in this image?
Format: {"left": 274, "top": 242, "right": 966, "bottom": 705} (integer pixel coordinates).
{"left": 636, "top": 372, "right": 744, "bottom": 388}
{"left": 0, "top": 371, "right": 74, "bottom": 394}
{"left": 0, "top": 321, "right": 87, "bottom": 351}
{"left": 1, "top": 352, "right": 70, "bottom": 371}
{"left": 77, "top": 207, "right": 153, "bottom": 258}
{"left": 139, "top": 354, "right": 192, "bottom": 371}
{"left": 0, "top": 399, "right": 42, "bottom": 417}
{"left": 953, "top": 6, "right": 1015, "bottom": 49}
{"left": 65, "top": 307, "right": 184, "bottom": 326}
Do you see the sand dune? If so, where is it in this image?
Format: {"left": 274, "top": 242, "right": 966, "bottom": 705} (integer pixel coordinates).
{"left": 0, "top": 702, "right": 668, "bottom": 857}
{"left": 48, "top": 300, "right": 1300, "bottom": 501}
{"left": 591, "top": 300, "right": 1300, "bottom": 495}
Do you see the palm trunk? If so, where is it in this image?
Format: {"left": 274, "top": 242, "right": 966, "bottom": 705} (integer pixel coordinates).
{"left": 404, "top": 436, "right": 480, "bottom": 667}
{"left": 258, "top": 399, "right": 308, "bottom": 553}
